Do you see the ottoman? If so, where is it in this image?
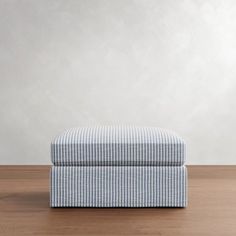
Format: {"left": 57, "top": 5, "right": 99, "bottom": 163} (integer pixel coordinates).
{"left": 50, "top": 126, "right": 187, "bottom": 207}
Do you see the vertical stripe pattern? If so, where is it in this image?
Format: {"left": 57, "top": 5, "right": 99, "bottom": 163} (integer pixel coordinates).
{"left": 50, "top": 166, "right": 187, "bottom": 207}
{"left": 51, "top": 126, "right": 186, "bottom": 166}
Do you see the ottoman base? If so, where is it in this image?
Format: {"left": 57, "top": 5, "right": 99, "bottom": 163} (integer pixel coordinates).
{"left": 50, "top": 166, "right": 187, "bottom": 207}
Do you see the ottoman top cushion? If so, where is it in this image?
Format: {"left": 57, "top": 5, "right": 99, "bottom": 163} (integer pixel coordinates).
{"left": 51, "top": 126, "right": 186, "bottom": 166}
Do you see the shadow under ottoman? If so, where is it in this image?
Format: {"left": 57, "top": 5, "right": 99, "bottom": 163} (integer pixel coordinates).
{"left": 50, "top": 126, "right": 187, "bottom": 207}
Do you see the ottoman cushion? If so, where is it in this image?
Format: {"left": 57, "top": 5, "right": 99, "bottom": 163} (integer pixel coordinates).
{"left": 51, "top": 126, "right": 185, "bottom": 166}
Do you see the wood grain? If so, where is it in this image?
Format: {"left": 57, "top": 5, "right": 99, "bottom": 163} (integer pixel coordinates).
{"left": 0, "top": 165, "right": 236, "bottom": 236}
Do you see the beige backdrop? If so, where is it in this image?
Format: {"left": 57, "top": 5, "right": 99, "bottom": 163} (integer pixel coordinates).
{"left": 1, "top": 0, "right": 236, "bottom": 164}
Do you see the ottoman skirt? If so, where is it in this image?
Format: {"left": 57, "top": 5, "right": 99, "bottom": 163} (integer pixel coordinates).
{"left": 50, "top": 166, "right": 187, "bottom": 207}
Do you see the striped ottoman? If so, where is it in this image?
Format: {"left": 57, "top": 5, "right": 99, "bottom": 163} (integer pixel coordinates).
{"left": 50, "top": 126, "right": 187, "bottom": 207}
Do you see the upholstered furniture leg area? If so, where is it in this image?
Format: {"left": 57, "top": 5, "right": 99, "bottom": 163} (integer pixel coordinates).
{"left": 50, "top": 126, "right": 187, "bottom": 207}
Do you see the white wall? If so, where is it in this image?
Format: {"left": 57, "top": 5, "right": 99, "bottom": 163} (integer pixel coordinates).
{"left": 1, "top": 0, "right": 236, "bottom": 164}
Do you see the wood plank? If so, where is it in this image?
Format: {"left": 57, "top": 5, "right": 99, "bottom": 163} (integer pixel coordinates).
{"left": 0, "top": 166, "right": 236, "bottom": 236}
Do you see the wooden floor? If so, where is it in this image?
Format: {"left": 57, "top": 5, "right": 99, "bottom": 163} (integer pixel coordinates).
{"left": 0, "top": 166, "right": 236, "bottom": 236}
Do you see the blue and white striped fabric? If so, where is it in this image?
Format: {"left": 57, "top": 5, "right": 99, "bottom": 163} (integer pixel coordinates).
{"left": 51, "top": 126, "right": 186, "bottom": 166}
{"left": 51, "top": 166, "right": 187, "bottom": 207}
